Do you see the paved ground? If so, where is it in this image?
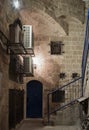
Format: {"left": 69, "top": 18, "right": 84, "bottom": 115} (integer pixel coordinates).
{"left": 16, "top": 119, "right": 81, "bottom": 130}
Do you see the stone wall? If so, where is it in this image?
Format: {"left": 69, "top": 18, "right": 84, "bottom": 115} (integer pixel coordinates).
{"left": 21, "top": 0, "right": 85, "bottom": 122}
{"left": 59, "top": 19, "right": 84, "bottom": 86}
{"left": 0, "top": 0, "right": 87, "bottom": 130}
{"left": 0, "top": 1, "right": 23, "bottom": 130}
{"left": 0, "top": 0, "right": 19, "bottom": 36}
{"left": 0, "top": 44, "right": 24, "bottom": 130}
{"left": 22, "top": 0, "right": 85, "bottom": 32}
{"left": 54, "top": 102, "right": 80, "bottom": 125}
{"left": 23, "top": 19, "right": 85, "bottom": 120}
{"left": 24, "top": 36, "right": 61, "bottom": 117}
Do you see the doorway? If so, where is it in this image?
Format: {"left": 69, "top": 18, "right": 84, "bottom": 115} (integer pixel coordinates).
{"left": 26, "top": 80, "right": 43, "bottom": 118}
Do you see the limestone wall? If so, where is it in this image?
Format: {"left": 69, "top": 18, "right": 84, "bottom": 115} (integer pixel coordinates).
{"left": 0, "top": 1, "right": 22, "bottom": 130}
{"left": 0, "top": 0, "right": 87, "bottom": 130}
{"left": 55, "top": 102, "right": 80, "bottom": 125}
{"left": 59, "top": 19, "right": 84, "bottom": 86}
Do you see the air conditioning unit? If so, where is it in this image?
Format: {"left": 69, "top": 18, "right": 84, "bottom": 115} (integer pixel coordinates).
{"left": 22, "top": 25, "right": 34, "bottom": 55}
{"left": 9, "top": 23, "right": 23, "bottom": 43}
{"left": 23, "top": 56, "right": 33, "bottom": 76}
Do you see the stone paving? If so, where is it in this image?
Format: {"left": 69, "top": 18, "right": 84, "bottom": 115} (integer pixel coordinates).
{"left": 16, "top": 119, "right": 81, "bottom": 130}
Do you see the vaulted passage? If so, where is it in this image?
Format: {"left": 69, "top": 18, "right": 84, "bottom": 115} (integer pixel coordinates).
{"left": 0, "top": 0, "right": 89, "bottom": 130}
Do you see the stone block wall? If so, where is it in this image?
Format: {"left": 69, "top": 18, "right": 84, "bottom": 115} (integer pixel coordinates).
{"left": 0, "top": 0, "right": 87, "bottom": 129}
{"left": 0, "top": 1, "right": 23, "bottom": 130}
{"left": 54, "top": 102, "right": 81, "bottom": 125}
{"left": 24, "top": 19, "right": 85, "bottom": 121}
{"left": 59, "top": 20, "right": 84, "bottom": 86}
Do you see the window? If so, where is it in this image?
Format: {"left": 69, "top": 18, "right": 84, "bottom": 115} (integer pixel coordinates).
{"left": 50, "top": 41, "right": 64, "bottom": 55}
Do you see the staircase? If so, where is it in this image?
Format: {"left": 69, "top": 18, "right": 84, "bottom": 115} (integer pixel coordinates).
{"left": 45, "top": 9, "right": 89, "bottom": 128}
{"left": 46, "top": 77, "right": 82, "bottom": 126}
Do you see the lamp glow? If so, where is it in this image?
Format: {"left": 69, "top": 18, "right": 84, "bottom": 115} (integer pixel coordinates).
{"left": 33, "top": 56, "right": 44, "bottom": 67}
{"left": 13, "top": 0, "right": 20, "bottom": 9}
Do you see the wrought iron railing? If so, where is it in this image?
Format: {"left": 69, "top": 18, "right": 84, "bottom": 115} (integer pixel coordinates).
{"left": 47, "top": 77, "right": 82, "bottom": 123}
{"left": 0, "top": 29, "right": 34, "bottom": 55}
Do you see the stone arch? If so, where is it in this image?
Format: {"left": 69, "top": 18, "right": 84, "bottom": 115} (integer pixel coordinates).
{"left": 19, "top": 8, "right": 67, "bottom": 36}
{"left": 20, "top": 0, "right": 85, "bottom": 35}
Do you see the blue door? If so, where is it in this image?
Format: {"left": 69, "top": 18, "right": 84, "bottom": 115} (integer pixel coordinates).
{"left": 26, "top": 80, "right": 43, "bottom": 118}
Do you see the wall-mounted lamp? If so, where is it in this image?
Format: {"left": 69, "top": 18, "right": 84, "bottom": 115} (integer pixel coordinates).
{"left": 33, "top": 64, "right": 37, "bottom": 69}
{"left": 13, "top": 0, "right": 20, "bottom": 9}
{"left": 33, "top": 55, "right": 44, "bottom": 68}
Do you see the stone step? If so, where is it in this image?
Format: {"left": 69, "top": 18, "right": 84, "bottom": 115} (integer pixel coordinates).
{"left": 51, "top": 102, "right": 80, "bottom": 126}
{"left": 23, "top": 118, "right": 44, "bottom": 125}
{"left": 42, "top": 125, "right": 81, "bottom": 130}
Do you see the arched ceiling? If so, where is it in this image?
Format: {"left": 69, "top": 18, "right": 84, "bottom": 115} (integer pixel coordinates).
{"left": 16, "top": 0, "right": 85, "bottom": 38}
{"left": 20, "top": 0, "right": 85, "bottom": 23}
{"left": 19, "top": 8, "right": 66, "bottom": 37}
{"left": 5, "top": 0, "right": 85, "bottom": 38}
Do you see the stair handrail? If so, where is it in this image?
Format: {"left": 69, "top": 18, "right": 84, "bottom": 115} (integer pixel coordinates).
{"left": 48, "top": 77, "right": 82, "bottom": 95}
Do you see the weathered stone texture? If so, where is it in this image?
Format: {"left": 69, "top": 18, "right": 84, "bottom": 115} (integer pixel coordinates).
{"left": 21, "top": 0, "right": 85, "bottom": 34}
{"left": 0, "top": 0, "right": 19, "bottom": 36}
{"left": 55, "top": 102, "right": 80, "bottom": 125}
{"left": 0, "top": 1, "right": 22, "bottom": 130}
{"left": 0, "top": 0, "right": 87, "bottom": 129}
{"left": 60, "top": 20, "right": 84, "bottom": 86}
